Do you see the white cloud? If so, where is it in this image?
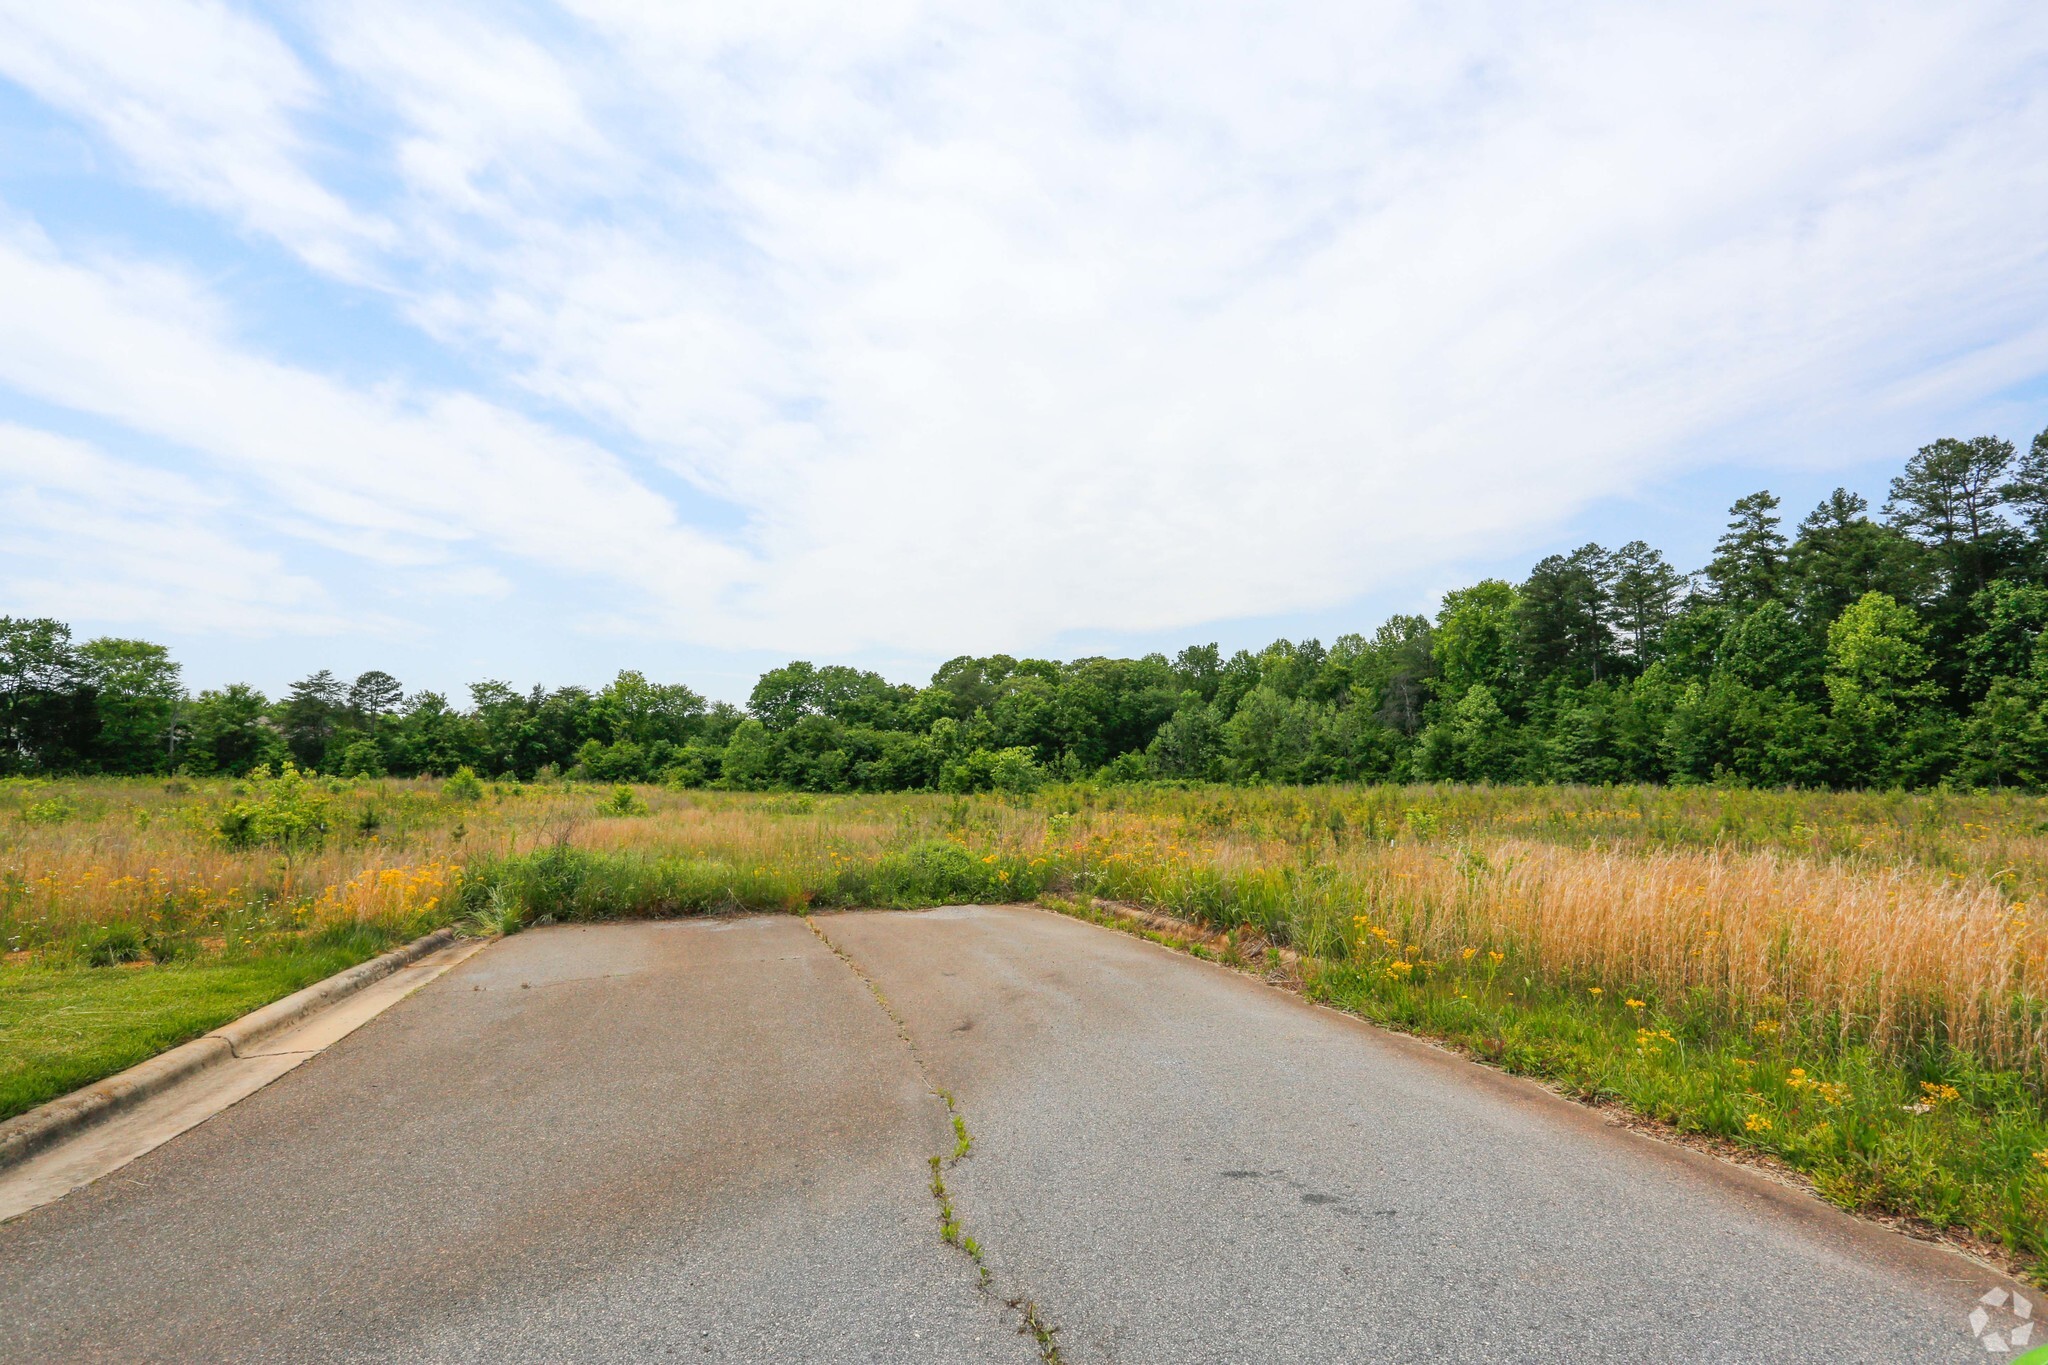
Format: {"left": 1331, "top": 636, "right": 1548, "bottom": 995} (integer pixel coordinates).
{"left": 0, "top": 0, "right": 390, "bottom": 275}
{"left": 0, "top": 424, "right": 347, "bottom": 633}
{"left": 1, "top": 2, "right": 2047, "bottom": 658}
{"left": 0, "top": 225, "right": 753, "bottom": 628}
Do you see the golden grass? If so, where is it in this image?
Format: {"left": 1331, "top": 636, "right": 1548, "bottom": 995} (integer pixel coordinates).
{"left": 5, "top": 776, "right": 2046, "bottom": 1078}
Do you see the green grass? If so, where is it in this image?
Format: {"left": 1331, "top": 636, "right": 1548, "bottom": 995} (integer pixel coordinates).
{"left": 1050, "top": 893, "right": 2048, "bottom": 1280}
{"left": 6, "top": 778, "right": 2046, "bottom": 1284}
{"left": 0, "top": 931, "right": 403, "bottom": 1122}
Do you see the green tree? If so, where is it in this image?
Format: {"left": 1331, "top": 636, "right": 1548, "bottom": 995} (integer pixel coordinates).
{"left": 1885, "top": 436, "right": 2020, "bottom": 595}
{"left": 751, "top": 662, "right": 902, "bottom": 732}
{"left": 1347, "top": 615, "right": 1434, "bottom": 736}
{"left": 1432, "top": 581, "right": 1521, "bottom": 706}
{"left": 596, "top": 670, "right": 708, "bottom": 753}
{"left": 1145, "top": 701, "right": 1221, "bottom": 779}
{"left": 1962, "top": 580, "right": 2048, "bottom": 700}
{"left": 1609, "top": 541, "right": 1685, "bottom": 661}
{"left": 78, "top": 637, "right": 182, "bottom": 773}
{"left": 279, "top": 670, "right": 346, "bottom": 771}
{"left": 1221, "top": 685, "right": 1315, "bottom": 781}
{"left": 390, "top": 691, "right": 476, "bottom": 776}
{"left": 335, "top": 737, "right": 387, "bottom": 778}
{"left": 1413, "top": 684, "right": 1523, "bottom": 782}
{"left": 0, "top": 616, "right": 96, "bottom": 774}
{"left": 1825, "top": 593, "right": 1944, "bottom": 784}
{"left": 184, "top": 684, "right": 277, "bottom": 776}
{"left": 1171, "top": 644, "right": 1222, "bottom": 702}
{"left": 1718, "top": 600, "right": 1823, "bottom": 698}
{"left": 719, "top": 719, "right": 775, "bottom": 790}
{"left": 1958, "top": 678, "right": 2048, "bottom": 789}
{"left": 1999, "top": 424, "right": 2048, "bottom": 541}
{"left": 1516, "top": 544, "right": 1616, "bottom": 684}
{"left": 1704, "top": 491, "right": 1786, "bottom": 608}
{"left": 1785, "top": 490, "right": 1929, "bottom": 631}
{"left": 347, "top": 670, "right": 403, "bottom": 720}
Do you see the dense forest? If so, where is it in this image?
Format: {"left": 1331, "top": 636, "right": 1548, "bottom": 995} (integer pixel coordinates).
{"left": 7, "top": 428, "right": 2048, "bottom": 792}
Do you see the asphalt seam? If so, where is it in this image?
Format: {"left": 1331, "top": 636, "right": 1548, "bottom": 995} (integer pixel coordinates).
{"left": 804, "top": 916, "right": 1065, "bottom": 1364}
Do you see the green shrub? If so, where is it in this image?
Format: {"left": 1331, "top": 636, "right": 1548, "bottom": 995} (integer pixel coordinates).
{"left": 336, "top": 739, "right": 386, "bottom": 778}
{"left": 939, "top": 746, "right": 1044, "bottom": 794}
{"left": 442, "top": 766, "right": 485, "bottom": 802}
{"left": 598, "top": 785, "right": 648, "bottom": 816}
{"left": 81, "top": 925, "right": 144, "bottom": 967}
{"left": 214, "top": 763, "right": 330, "bottom": 852}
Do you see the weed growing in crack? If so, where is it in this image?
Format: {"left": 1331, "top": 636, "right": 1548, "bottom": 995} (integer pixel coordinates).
{"left": 1009, "top": 1297, "right": 1064, "bottom": 1363}
{"left": 929, "top": 1155, "right": 967, "bottom": 1246}
{"left": 820, "top": 918, "right": 1064, "bottom": 1354}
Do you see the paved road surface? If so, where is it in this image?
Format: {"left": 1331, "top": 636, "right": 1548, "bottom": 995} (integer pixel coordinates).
{"left": 0, "top": 907, "right": 2023, "bottom": 1361}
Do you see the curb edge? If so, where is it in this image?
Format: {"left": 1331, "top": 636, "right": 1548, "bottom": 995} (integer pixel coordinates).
{"left": 0, "top": 926, "right": 460, "bottom": 1173}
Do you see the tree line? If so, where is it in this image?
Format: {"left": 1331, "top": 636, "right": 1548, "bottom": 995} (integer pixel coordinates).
{"left": 7, "top": 427, "right": 2048, "bottom": 792}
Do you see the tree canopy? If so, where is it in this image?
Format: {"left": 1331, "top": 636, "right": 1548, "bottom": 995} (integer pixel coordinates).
{"left": 7, "top": 422, "right": 2048, "bottom": 792}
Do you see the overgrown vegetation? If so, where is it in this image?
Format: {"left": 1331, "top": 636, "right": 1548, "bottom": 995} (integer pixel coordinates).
{"left": 3, "top": 775, "right": 2046, "bottom": 1276}
{"left": 7, "top": 426, "right": 2048, "bottom": 794}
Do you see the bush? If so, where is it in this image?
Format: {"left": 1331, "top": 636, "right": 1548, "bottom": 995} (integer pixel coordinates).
{"left": 214, "top": 763, "right": 330, "bottom": 852}
{"left": 938, "top": 746, "right": 1044, "bottom": 794}
{"left": 81, "top": 924, "right": 144, "bottom": 967}
{"left": 442, "top": 766, "right": 485, "bottom": 802}
{"left": 576, "top": 740, "right": 649, "bottom": 783}
{"left": 662, "top": 750, "right": 715, "bottom": 788}
{"left": 1096, "top": 751, "right": 1149, "bottom": 785}
{"left": 336, "top": 738, "right": 386, "bottom": 778}
{"left": 598, "top": 785, "right": 648, "bottom": 816}
{"left": 21, "top": 798, "right": 74, "bottom": 825}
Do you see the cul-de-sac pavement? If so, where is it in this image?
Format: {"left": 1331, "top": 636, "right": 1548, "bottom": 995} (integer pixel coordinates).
{"left": 0, "top": 907, "right": 2022, "bottom": 1362}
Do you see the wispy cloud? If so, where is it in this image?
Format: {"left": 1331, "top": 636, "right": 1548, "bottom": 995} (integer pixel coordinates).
{"left": 0, "top": 222, "right": 752, "bottom": 619}
{"left": 0, "top": 0, "right": 390, "bottom": 275}
{"left": 0, "top": 2, "right": 2044, "bottom": 664}
{"left": 0, "top": 424, "right": 347, "bottom": 633}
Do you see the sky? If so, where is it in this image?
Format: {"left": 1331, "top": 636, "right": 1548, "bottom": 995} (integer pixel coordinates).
{"left": 1, "top": 2, "right": 2046, "bottom": 704}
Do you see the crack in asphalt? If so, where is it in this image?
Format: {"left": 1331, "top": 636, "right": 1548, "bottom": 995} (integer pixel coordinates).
{"left": 805, "top": 916, "right": 1065, "bottom": 1363}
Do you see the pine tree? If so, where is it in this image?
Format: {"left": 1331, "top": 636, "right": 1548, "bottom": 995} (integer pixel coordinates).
{"left": 1784, "top": 489, "right": 1929, "bottom": 629}
{"left": 1609, "top": 541, "right": 1685, "bottom": 659}
{"left": 1884, "top": 435, "right": 2018, "bottom": 593}
{"left": 1705, "top": 491, "right": 1786, "bottom": 608}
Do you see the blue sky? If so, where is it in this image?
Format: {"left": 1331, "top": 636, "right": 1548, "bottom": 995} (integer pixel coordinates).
{"left": 1, "top": 3, "right": 2046, "bottom": 704}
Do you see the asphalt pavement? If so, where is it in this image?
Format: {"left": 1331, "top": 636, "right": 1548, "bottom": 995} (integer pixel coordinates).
{"left": 0, "top": 907, "right": 2026, "bottom": 1362}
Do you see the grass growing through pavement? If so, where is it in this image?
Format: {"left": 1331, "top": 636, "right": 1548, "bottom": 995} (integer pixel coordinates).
{"left": 5, "top": 774, "right": 2047, "bottom": 1277}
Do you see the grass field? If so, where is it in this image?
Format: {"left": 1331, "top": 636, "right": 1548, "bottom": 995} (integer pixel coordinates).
{"left": 4, "top": 772, "right": 2046, "bottom": 1277}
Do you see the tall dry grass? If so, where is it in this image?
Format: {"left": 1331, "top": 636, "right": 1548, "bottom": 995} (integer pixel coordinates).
{"left": 6, "top": 775, "right": 2048, "bottom": 1077}
{"left": 1347, "top": 842, "right": 2042, "bottom": 1072}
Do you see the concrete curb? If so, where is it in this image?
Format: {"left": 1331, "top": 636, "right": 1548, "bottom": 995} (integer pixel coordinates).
{"left": 0, "top": 927, "right": 461, "bottom": 1174}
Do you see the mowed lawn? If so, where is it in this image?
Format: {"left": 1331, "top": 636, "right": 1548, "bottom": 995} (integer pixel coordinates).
{"left": 0, "top": 946, "right": 387, "bottom": 1123}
